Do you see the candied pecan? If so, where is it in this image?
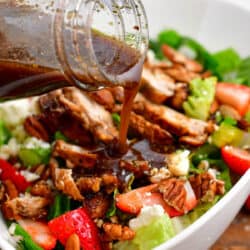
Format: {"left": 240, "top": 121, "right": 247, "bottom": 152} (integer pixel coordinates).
{"left": 149, "top": 167, "right": 171, "bottom": 183}
{"left": 129, "top": 112, "right": 174, "bottom": 145}
{"left": 24, "top": 116, "right": 49, "bottom": 142}
{"left": 3, "top": 180, "right": 18, "bottom": 200}
{"left": 103, "top": 223, "right": 135, "bottom": 241}
{"left": 65, "top": 234, "right": 80, "bottom": 250}
{"left": 162, "top": 44, "right": 203, "bottom": 73}
{"left": 84, "top": 193, "right": 110, "bottom": 219}
{"left": 52, "top": 140, "right": 97, "bottom": 169}
{"left": 2, "top": 195, "right": 49, "bottom": 219}
{"left": 158, "top": 178, "right": 186, "bottom": 212}
{"left": 52, "top": 166, "right": 84, "bottom": 201}
{"left": 76, "top": 177, "right": 102, "bottom": 193}
{"left": 189, "top": 172, "right": 225, "bottom": 202}
{"left": 120, "top": 160, "right": 150, "bottom": 177}
{"left": 101, "top": 173, "right": 119, "bottom": 194}
{"left": 30, "top": 180, "right": 52, "bottom": 198}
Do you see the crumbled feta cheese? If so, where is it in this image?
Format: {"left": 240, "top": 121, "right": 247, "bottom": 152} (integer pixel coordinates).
{"left": 20, "top": 170, "right": 40, "bottom": 182}
{"left": 0, "top": 138, "right": 20, "bottom": 160}
{"left": 0, "top": 99, "right": 37, "bottom": 128}
{"left": 129, "top": 205, "right": 165, "bottom": 231}
{"left": 149, "top": 167, "right": 171, "bottom": 183}
{"left": 11, "top": 125, "right": 28, "bottom": 143}
{"left": 168, "top": 150, "right": 190, "bottom": 176}
{"left": 23, "top": 137, "right": 50, "bottom": 149}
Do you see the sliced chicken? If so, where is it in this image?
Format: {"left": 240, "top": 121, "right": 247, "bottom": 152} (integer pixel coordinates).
{"left": 141, "top": 67, "right": 176, "bottom": 104}
{"left": 59, "top": 88, "right": 118, "bottom": 144}
{"left": 133, "top": 97, "right": 210, "bottom": 146}
{"left": 2, "top": 195, "right": 49, "bottom": 219}
{"left": 162, "top": 44, "right": 203, "bottom": 73}
{"left": 53, "top": 140, "right": 97, "bottom": 168}
{"left": 129, "top": 111, "right": 174, "bottom": 145}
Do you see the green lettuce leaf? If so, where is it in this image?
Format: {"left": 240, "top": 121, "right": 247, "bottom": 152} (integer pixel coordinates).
{"left": 113, "top": 214, "right": 175, "bottom": 250}
{"left": 183, "top": 77, "right": 217, "bottom": 120}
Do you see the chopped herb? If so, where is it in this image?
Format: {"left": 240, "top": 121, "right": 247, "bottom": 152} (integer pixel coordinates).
{"left": 112, "top": 113, "right": 121, "bottom": 127}
{"left": 54, "top": 131, "right": 69, "bottom": 142}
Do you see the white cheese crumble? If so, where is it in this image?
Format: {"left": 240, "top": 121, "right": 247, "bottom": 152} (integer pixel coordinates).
{"left": 0, "top": 99, "right": 38, "bottom": 128}
{"left": 0, "top": 138, "right": 20, "bottom": 160}
{"left": 129, "top": 205, "right": 165, "bottom": 231}
{"left": 168, "top": 150, "right": 190, "bottom": 176}
{"left": 23, "top": 137, "right": 50, "bottom": 149}
{"left": 20, "top": 170, "right": 40, "bottom": 182}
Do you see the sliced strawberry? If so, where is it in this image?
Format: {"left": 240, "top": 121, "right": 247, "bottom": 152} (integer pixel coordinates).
{"left": 221, "top": 146, "right": 250, "bottom": 175}
{"left": 116, "top": 182, "right": 197, "bottom": 218}
{"left": 48, "top": 207, "right": 101, "bottom": 250}
{"left": 216, "top": 83, "right": 250, "bottom": 116}
{"left": 115, "top": 184, "right": 158, "bottom": 214}
{"left": 18, "top": 219, "right": 56, "bottom": 250}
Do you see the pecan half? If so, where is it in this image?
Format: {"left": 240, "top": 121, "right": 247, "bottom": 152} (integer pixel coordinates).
{"left": 103, "top": 223, "right": 135, "bottom": 241}
{"left": 158, "top": 178, "right": 186, "bottom": 212}
{"left": 84, "top": 193, "right": 110, "bottom": 219}
{"left": 30, "top": 180, "right": 52, "bottom": 198}
{"left": 189, "top": 172, "right": 225, "bottom": 202}
{"left": 120, "top": 159, "right": 150, "bottom": 177}
{"left": 77, "top": 177, "right": 102, "bottom": 193}
{"left": 24, "top": 116, "right": 49, "bottom": 142}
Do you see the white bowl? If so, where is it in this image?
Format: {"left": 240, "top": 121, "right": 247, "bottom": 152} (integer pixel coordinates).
{"left": 143, "top": 0, "right": 250, "bottom": 249}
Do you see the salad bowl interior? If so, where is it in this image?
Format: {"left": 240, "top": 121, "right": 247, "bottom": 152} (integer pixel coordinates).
{"left": 143, "top": 0, "right": 250, "bottom": 249}
{"left": 0, "top": 0, "right": 250, "bottom": 250}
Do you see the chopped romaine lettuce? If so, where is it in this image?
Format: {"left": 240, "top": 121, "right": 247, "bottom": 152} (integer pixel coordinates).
{"left": 0, "top": 120, "right": 11, "bottom": 146}
{"left": 171, "top": 196, "right": 220, "bottom": 233}
{"left": 213, "top": 48, "right": 241, "bottom": 79}
{"left": 237, "top": 57, "right": 250, "bottom": 86}
{"left": 183, "top": 77, "right": 217, "bottom": 120}
{"left": 114, "top": 212, "right": 175, "bottom": 250}
{"left": 19, "top": 147, "right": 51, "bottom": 167}
{"left": 157, "top": 29, "right": 182, "bottom": 49}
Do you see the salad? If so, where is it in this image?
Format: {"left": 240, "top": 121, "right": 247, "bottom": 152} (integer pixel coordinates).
{"left": 0, "top": 29, "right": 250, "bottom": 250}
